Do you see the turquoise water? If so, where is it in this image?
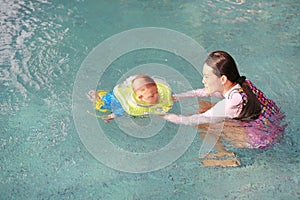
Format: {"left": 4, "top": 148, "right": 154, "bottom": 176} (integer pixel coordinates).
{"left": 1, "top": 0, "right": 299, "bottom": 199}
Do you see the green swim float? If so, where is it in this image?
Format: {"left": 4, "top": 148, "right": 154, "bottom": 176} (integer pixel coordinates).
{"left": 114, "top": 77, "right": 173, "bottom": 116}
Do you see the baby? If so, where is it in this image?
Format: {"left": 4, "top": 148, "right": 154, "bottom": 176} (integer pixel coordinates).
{"left": 88, "top": 74, "right": 172, "bottom": 122}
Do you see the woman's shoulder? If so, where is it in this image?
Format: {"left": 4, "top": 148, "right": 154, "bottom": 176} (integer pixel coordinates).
{"left": 225, "top": 84, "right": 242, "bottom": 99}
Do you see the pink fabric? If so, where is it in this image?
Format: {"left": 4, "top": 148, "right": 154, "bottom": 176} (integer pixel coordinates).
{"left": 164, "top": 84, "right": 243, "bottom": 125}
{"left": 238, "top": 80, "right": 286, "bottom": 148}
{"left": 243, "top": 114, "right": 286, "bottom": 148}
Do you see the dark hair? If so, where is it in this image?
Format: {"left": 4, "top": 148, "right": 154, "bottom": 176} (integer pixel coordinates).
{"left": 205, "top": 51, "right": 261, "bottom": 121}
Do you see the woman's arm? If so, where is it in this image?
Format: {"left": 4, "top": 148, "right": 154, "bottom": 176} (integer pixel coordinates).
{"left": 163, "top": 113, "right": 212, "bottom": 125}
{"left": 163, "top": 94, "right": 243, "bottom": 126}
{"left": 173, "top": 88, "right": 223, "bottom": 101}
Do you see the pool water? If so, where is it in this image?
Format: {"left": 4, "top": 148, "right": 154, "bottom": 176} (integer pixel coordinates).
{"left": 1, "top": 0, "right": 299, "bottom": 199}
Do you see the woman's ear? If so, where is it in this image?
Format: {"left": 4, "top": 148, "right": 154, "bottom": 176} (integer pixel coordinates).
{"left": 220, "top": 75, "right": 228, "bottom": 85}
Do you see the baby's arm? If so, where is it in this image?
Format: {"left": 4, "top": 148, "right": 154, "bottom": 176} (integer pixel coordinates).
{"left": 102, "top": 107, "right": 125, "bottom": 123}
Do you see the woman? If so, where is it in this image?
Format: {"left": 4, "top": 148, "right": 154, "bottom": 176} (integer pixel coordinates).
{"left": 163, "top": 51, "right": 285, "bottom": 166}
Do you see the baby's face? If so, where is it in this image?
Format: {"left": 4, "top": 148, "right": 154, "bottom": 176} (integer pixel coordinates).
{"left": 135, "top": 84, "right": 159, "bottom": 104}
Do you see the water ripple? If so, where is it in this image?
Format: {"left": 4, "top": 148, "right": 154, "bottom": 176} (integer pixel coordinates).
{"left": 0, "top": 0, "right": 72, "bottom": 106}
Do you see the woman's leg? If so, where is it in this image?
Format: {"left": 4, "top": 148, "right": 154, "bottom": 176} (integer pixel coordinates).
{"left": 198, "top": 100, "right": 250, "bottom": 149}
{"left": 197, "top": 101, "right": 245, "bottom": 167}
{"left": 221, "top": 120, "right": 250, "bottom": 148}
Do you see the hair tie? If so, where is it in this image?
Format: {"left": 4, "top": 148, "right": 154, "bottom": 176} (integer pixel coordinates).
{"left": 236, "top": 76, "right": 246, "bottom": 85}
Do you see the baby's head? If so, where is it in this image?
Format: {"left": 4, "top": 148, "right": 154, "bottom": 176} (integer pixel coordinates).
{"left": 132, "top": 74, "right": 159, "bottom": 104}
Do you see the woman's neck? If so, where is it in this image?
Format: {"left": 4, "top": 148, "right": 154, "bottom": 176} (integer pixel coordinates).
{"left": 222, "top": 82, "right": 237, "bottom": 96}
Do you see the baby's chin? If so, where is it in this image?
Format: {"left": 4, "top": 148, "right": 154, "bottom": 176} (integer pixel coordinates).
{"left": 144, "top": 98, "right": 159, "bottom": 104}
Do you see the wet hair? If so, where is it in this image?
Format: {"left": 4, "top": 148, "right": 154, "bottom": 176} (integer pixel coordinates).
{"left": 205, "top": 51, "right": 261, "bottom": 121}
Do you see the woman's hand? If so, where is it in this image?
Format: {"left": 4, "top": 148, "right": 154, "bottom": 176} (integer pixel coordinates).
{"left": 171, "top": 95, "right": 178, "bottom": 102}
{"left": 162, "top": 114, "right": 182, "bottom": 124}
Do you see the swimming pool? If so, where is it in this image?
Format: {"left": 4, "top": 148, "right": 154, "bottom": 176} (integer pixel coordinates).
{"left": 1, "top": 0, "right": 299, "bottom": 199}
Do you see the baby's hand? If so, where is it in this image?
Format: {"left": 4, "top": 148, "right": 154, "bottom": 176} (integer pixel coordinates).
{"left": 87, "top": 90, "right": 100, "bottom": 103}
{"left": 102, "top": 114, "right": 116, "bottom": 123}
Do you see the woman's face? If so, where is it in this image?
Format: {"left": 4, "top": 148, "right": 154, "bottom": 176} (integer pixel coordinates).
{"left": 202, "top": 63, "right": 224, "bottom": 94}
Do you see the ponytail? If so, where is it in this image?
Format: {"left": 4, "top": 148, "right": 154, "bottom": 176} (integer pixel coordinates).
{"left": 235, "top": 76, "right": 261, "bottom": 121}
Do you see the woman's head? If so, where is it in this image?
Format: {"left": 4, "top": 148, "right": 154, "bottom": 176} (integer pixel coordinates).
{"left": 205, "top": 51, "right": 240, "bottom": 82}
{"left": 202, "top": 51, "right": 240, "bottom": 95}
{"left": 204, "top": 50, "right": 261, "bottom": 121}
